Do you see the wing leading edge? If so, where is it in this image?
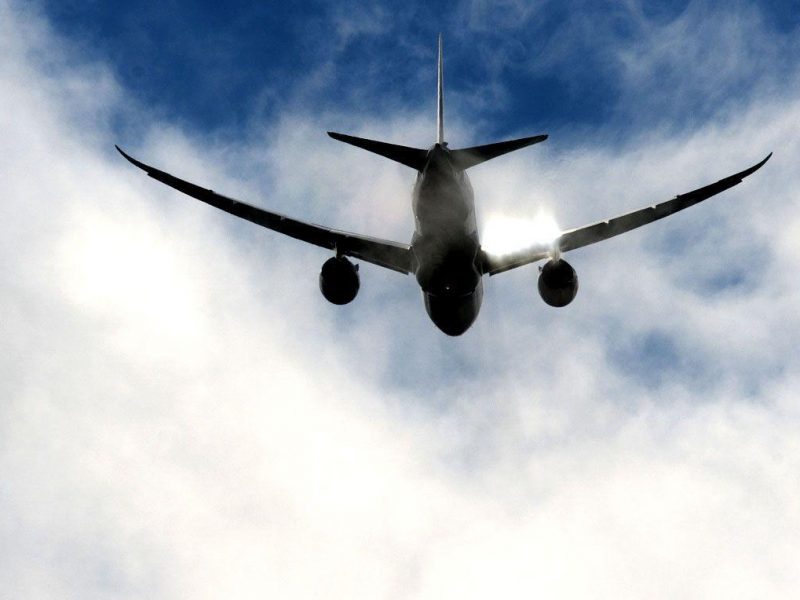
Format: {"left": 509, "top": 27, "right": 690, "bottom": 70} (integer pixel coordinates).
{"left": 483, "top": 153, "right": 772, "bottom": 275}
{"left": 115, "top": 146, "right": 414, "bottom": 274}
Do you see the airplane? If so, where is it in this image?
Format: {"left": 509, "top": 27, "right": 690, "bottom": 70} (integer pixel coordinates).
{"left": 116, "top": 35, "right": 771, "bottom": 336}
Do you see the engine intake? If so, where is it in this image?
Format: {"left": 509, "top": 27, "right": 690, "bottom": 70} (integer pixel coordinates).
{"left": 319, "top": 256, "right": 360, "bottom": 305}
{"left": 538, "top": 259, "right": 578, "bottom": 307}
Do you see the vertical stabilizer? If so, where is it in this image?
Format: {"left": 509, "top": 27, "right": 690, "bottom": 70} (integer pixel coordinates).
{"left": 437, "top": 34, "right": 444, "bottom": 145}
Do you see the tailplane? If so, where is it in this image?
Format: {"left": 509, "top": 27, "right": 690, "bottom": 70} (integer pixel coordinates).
{"left": 451, "top": 134, "right": 548, "bottom": 169}
{"left": 327, "top": 132, "right": 428, "bottom": 171}
{"left": 327, "top": 131, "right": 548, "bottom": 171}
{"left": 328, "top": 35, "right": 549, "bottom": 172}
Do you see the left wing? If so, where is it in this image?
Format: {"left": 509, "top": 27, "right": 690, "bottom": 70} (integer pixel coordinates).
{"left": 116, "top": 146, "right": 414, "bottom": 274}
{"left": 483, "top": 153, "right": 772, "bottom": 275}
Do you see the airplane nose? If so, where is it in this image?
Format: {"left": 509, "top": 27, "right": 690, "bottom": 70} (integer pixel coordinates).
{"left": 418, "top": 266, "right": 479, "bottom": 297}
{"left": 424, "top": 290, "right": 480, "bottom": 336}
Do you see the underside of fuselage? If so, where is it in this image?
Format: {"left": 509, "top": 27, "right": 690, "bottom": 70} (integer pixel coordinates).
{"left": 319, "top": 37, "right": 551, "bottom": 336}
{"left": 412, "top": 144, "right": 483, "bottom": 336}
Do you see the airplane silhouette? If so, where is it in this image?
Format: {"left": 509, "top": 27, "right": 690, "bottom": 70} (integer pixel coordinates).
{"left": 117, "top": 35, "right": 770, "bottom": 336}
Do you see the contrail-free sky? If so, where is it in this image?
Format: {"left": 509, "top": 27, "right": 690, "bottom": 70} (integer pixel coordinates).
{"left": 2, "top": 1, "right": 799, "bottom": 598}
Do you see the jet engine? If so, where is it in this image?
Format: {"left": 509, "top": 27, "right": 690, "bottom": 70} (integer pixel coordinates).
{"left": 319, "top": 256, "right": 360, "bottom": 305}
{"left": 538, "top": 258, "right": 578, "bottom": 307}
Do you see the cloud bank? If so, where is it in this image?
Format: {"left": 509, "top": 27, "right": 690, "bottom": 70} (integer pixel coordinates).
{"left": 2, "top": 1, "right": 799, "bottom": 598}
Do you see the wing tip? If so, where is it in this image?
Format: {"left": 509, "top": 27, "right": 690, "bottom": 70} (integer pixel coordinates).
{"left": 115, "top": 144, "right": 131, "bottom": 161}
{"left": 115, "top": 144, "right": 150, "bottom": 172}
{"left": 746, "top": 152, "right": 772, "bottom": 177}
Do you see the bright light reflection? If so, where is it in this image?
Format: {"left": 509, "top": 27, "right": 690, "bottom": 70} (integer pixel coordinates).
{"left": 481, "top": 211, "right": 561, "bottom": 256}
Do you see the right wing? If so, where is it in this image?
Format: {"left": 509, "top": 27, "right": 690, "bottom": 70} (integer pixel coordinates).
{"left": 116, "top": 146, "right": 414, "bottom": 274}
{"left": 483, "top": 153, "right": 772, "bottom": 275}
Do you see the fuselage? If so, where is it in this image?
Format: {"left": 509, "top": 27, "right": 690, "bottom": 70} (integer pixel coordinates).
{"left": 411, "top": 143, "right": 483, "bottom": 335}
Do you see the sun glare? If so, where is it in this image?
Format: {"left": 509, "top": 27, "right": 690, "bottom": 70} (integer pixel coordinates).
{"left": 481, "top": 211, "right": 562, "bottom": 256}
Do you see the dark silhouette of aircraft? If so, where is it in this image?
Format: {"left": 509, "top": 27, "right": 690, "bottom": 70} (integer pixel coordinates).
{"left": 117, "top": 35, "right": 771, "bottom": 336}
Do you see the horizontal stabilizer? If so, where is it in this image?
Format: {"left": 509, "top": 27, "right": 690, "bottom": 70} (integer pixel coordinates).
{"left": 452, "top": 134, "right": 548, "bottom": 170}
{"left": 328, "top": 131, "right": 428, "bottom": 171}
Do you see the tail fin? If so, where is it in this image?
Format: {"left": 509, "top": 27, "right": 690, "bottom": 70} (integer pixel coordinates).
{"left": 434, "top": 34, "right": 548, "bottom": 168}
{"left": 451, "top": 134, "right": 548, "bottom": 169}
{"left": 327, "top": 131, "right": 428, "bottom": 171}
{"left": 328, "top": 36, "right": 549, "bottom": 172}
{"left": 437, "top": 33, "right": 444, "bottom": 145}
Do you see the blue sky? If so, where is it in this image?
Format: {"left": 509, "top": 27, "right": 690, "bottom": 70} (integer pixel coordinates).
{"left": 41, "top": 0, "right": 800, "bottom": 139}
{"left": 3, "top": 0, "right": 800, "bottom": 598}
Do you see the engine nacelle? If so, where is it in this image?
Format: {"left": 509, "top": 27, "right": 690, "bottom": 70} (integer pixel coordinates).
{"left": 538, "top": 258, "right": 578, "bottom": 307}
{"left": 319, "top": 256, "right": 360, "bottom": 305}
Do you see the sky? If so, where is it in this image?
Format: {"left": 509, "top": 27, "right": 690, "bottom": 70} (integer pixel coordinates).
{"left": 2, "top": 0, "right": 800, "bottom": 598}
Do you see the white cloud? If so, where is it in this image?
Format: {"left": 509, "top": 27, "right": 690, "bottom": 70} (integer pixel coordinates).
{"left": 1, "top": 1, "right": 799, "bottom": 599}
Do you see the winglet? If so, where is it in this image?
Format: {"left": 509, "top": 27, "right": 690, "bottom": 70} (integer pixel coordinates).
{"left": 115, "top": 145, "right": 151, "bottom": 173}
{"left": 717, "top": 151, "right": 772, "bottom": 186}
{"left": 741, "top": 152, "right": 772, "bottom": 178}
